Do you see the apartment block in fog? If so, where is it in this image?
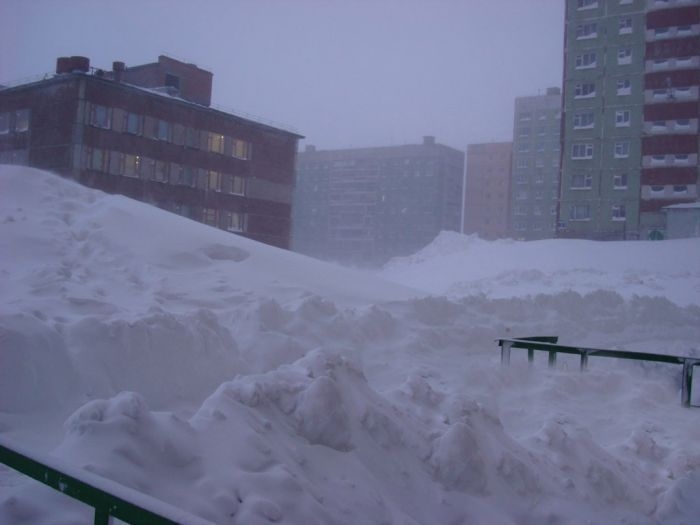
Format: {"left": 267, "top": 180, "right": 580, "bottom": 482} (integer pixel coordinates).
{"left": 463, "top": 142, "right": 512, "bottom": 239}
{"left": 0, "top": 55, "right": 302, "bottom": 248}
{"left": 293, "top": 136, "right": 464, "bottom": 266}
{"left": 559, "top": 0, "right": 699, "bottom": 240}
{"left": 510, "top": 87, "right": 562, "bottom": 240}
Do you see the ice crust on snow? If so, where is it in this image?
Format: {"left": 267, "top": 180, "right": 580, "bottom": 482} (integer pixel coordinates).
{"left": 1, "top": 166, "right": 700, "bottom": 524}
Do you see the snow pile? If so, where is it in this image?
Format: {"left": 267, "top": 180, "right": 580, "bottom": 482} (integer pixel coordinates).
{"left": 383, "top": 231, "right": 700, "bottom": 306}
{"left": 1, "top": 166, "right": 700, "bottom": 524}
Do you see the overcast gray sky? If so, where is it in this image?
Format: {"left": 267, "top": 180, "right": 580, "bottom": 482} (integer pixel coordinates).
{"left": 0, "top": 0, "right": 564, "bottom": 151}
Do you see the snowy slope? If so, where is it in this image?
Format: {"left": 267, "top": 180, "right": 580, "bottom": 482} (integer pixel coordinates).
{"left": 1, "top": 166, "right": 699, "bottom": 525}
{"left": 382, "top": 231, "right": 700, "bottom": 306}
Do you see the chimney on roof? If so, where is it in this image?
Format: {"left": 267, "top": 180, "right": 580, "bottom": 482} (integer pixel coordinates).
{"left": 423, "top": 136, "right": 436, "bottom": 146}
{"left": 56, "top": 56, "right": 90, "bottom": 74}
{"left": 112, "top": 61, "right": 125, "bottom": 82}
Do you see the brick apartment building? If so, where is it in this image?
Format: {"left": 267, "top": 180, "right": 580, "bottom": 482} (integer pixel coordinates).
{"left": 0, "top": 55, "right": 302, "bottom": 248}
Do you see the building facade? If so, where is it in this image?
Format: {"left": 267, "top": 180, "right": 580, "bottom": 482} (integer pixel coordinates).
{"left": 0, "top": 55, "right": 302, "bottom": 249}
{"left": 510, "top": 88, "right": 562, "bottom": 240}
{"left": 559, "top": 0, "right": 699, "bottom": 240}
{"left": 293, "top": 136, "right": 464, "bottom": 266}
{"left": 463, "top": 142, "right": 512, "bottom": 239}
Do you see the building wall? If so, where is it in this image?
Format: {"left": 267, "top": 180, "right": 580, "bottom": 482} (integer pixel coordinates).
{"left": 560, "top": 0, "right": 700, "bottom": 240}
{"left": 293, "top": 137, "right": 464, "bottom": 266}
{"left": 0, "top": 65, "right": 300, "bottom": 249}
{"left": 510, "top": 88, "right": 562, "bottom": 240}
{"left": 463, "top": 142, "right": 512, "bottom": 239}
{"left": 640, "top": 0, "right": 700, "bottom": 239}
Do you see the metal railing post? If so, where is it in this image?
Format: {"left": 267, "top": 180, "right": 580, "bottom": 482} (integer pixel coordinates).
{"left": 501, "top": 341, "right": 512, "bottom": 366}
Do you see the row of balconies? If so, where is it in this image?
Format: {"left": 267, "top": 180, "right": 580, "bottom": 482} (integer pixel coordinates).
{"left": 641, "top": 183, "right": 697, "bottom": 199}
{"left": 642, "top": 153, "right": 698, "bottom": 167}
{"left": 646, "top": 0, "right": 700, "bottom": 12}
{"left": 643, "top": 118, "right": 699, "bottom": 134}
{"left": 644, "top": 85, "right": 699, "bottom": 102}
{"left": 645, "top": 24, "right": 700, "bottom": 41}
{"left": 645, "top": 55, "right": 700, "bottom": 71}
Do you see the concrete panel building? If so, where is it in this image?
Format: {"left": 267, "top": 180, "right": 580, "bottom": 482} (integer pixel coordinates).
{"left": 463, "top": 142, "right": 512, "bottom": 239}
{"left": 559, "top": 0, "right": 699, "bottom": 240}
{"left": 510, "top": 88, "right": 562, "bottom": 240}
{"left": 293, "top": 136, "right": 464, "bottom": 266}
{"left": 0, "top": 55, "right": 302, "bottom": 249}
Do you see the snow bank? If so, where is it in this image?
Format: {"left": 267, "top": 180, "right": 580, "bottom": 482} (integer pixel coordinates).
{"left": 1, "top": 167, "right": 700, "bottom": 524}
{"left": 382, "top": 231, "right": 700, "bottom": 306}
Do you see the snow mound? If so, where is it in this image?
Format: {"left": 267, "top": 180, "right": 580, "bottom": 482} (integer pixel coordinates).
{"left": 382, "top": 231, "right": 700, "bottom": 306}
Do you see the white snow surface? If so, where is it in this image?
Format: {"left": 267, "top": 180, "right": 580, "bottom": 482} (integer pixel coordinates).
{"left": 1, "top": 165, "right": 699, "bottom": 524}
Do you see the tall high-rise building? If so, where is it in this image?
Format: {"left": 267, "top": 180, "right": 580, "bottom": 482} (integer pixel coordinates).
{"left": 510, "top": 88, "right": 562, "bottom": 240}
{"left": 463, "top": 142, "right": 512, "bottom": 239}
{"left": 559, "top": 0, "right": 699, "bottom": 240}
{"left": 293, "top": 137, "right": 464, "bottom": 266}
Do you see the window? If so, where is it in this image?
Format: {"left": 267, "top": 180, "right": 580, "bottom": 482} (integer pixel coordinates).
{"left": 209, "top": 133, "right": 225, "bottom": 154}
{"left": 0, "top": 113, "right": 9, "bottom": 134}
{"left": 514, "top": 205, "right": 527, "bottom": 216}
{"left": 108, "top": 151, "right": 123, "bottom": 175}
{"left": 533, "top": 206, "right": 543, "bottom": 216}
{"left": 208, "top": 170, "right": 220, "bottom": 191}
{"left": 141, "top": 157, "right": 156, "bottom": 179}
{"left": 573, "top": 112, "right": 595, "bottom": 128}
{"left": 125, "top": 113, "right": 142, "bottom": 135}
{"left": 654, "top": 27, "right": 670, "bottom": 39}
{"left": 123, "top": 154, "right": 140, "bottom": 178}
{"left": 552, "top": 158, "right": 560, "bottom": 168}
{"left": 614, "top": 141, "right": 630, "bottom": 158}
{"left": 574, "top": 83, "right": 595, "bottom": 98}
{"left": 550, "top": 205, "right": 557, "bottom": 215}
{"left": 536, "top": 142, "right": 545, "bottom": 152}
{"left": 157, "top": 120, "right": 171, "bottom": 141}
{"left": 154, "top": 160, "right": 168, "bottom": 182}
{"left": 570, "top": 204, "right": 591, "bottom": 221}
{"left": 534, "top": 190, "right": 544, "bottom": 200}
{"left": 516, "top": 158, "right": 528, "bottom": 169}
{"left": 518, "top": 126, "right": 531, "bottom": 137}
{"left": 89, "top": 104, "right": 110, "bottom": 129}
{"left": 172, "top": 123, "right": 186, "bottom": 145}
{"left": 233, "top": 139, "right": 251, "bottom": 160}
{"left": 518, "top": 112, "right": 532, "bottom": 121}
{"left": 537, "top": 126, "right": 546, "bottom": 136}
{"left": 615, "top": 110, "right": 631, "bottom": 127}
{"left": 676, "top": 119, "right": 691, "bottom": 129}
{"left": 89, "top": 148, "right": 105, "bottom": 171}
{"left": 577, "top": 0, "right": 598, "bottom": 9}
{"left": 613, "top": 173, "right": 628, "bottom": 189}
{"left": 576, "top": 23, "right": 598, "bottom": 39}
{"left": 14, "top": 109, "right": 30, "bottom": 132}
{"left": 575, "top": 52, "right": 597, "bottom": 69}
{"left": 650, "top": 185, "right": 665, "bottom": 195}
{"left": 515, "top": 173, "right": 527, "bottom": 184}
{"left": 673, "top": 185, "right": 688, "bottom": 194}
{"left": 618, "top": 17, "right": 633, "bottom": 34}
{"left": 517, "top": 142, "right": 530, "bottom": 153}
{"left": 535, "top": 159, "right": 545, "bottom": 169}
{"left": 169, "top": 163, "right": 183, "bottom": 184}
{"left": 674, "top": 154, "right": 690, "bottom": 164}
{"left": 617, "top": 79, "right": 631, "bottom": 95}
{"left": 180, "top": 166, "right": 196, "bottom": 187}
{"left": 203, "top": 208, "right": 218, "bottom": 226}
{"left": 572, "top": 143, "right": 593, "bottom": 159}
{"left": 677, "top": 25, "right": 693, "bottom": 36}
{"left": 612, "top": 205, "right": 626, "bottom": 221}
{"left": 571, "top": 173, "right": 593, "bottom": 189}
{"left": 515, "top": 190, "right": 528, "bottom": 201}
{"left": 617, "top": 48, "right": 632, "bottom": 65}
{"left": 221, "top": 174, "right": 245, "bottom": 195}
{"left": 185, "top": 127, "right": 200, "bottom": 149}
{"left": 224, "top": 212, "right": 246, "bottom": 232}
{"left": 651, "top": 154, "right": 666, "bottom": 165}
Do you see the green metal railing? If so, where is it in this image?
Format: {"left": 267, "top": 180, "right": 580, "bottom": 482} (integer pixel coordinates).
{"left": 497, "top": 336, "right": 699, "bottom": 407}
{"left": 0, "top": 438, "right": 215, "bottom": 525}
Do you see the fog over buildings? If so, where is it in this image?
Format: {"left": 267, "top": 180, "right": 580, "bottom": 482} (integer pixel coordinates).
{"left": 0, "top": 0, "right": 565, "bottom": 151}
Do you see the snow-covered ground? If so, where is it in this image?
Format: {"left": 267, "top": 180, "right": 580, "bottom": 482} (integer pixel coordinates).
{"left": 1, "top": 165, "right": 699, "bottom": 524}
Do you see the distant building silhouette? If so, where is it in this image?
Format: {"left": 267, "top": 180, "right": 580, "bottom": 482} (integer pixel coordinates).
{"left": 293, "top": 136, "right": 464, "bottom": 266}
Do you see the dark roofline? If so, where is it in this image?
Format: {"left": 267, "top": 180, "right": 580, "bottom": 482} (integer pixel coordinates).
{"left": 299, "top": 141, "right": 464, "bottom": 158}
{"left": 1, "top": 72, "right": 304, "bottom": 139}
